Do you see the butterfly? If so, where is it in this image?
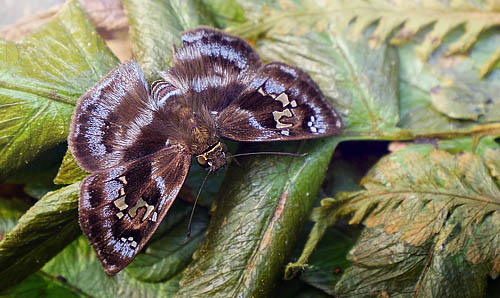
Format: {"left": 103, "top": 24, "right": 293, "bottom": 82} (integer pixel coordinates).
{"left": 69, "top": 27, "right": 343, "bottom": 275}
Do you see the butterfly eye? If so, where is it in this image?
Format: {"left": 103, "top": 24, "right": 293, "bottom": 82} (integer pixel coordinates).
{"left": 197, "top": 155, "right": 208, "bottom": 167}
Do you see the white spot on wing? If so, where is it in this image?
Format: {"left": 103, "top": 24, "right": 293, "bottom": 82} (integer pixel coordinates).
{"left": 249, "top": 116, "right": 265, "bottom": 130}
{"left": 128, "top": 197, "right": 154, "bottom": 221}
{"left": 151, "top": 212, "right": 158, "bottom": 222}
{"left": 308, "top": 115, "right": 319, "bottom": 133}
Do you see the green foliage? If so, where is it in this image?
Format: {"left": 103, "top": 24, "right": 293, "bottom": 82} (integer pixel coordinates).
{"left": 0, "top": 183, "right": 80, "bottom": 289}
{"left": 1, "top": 0, "right": 500, "bottom": 297}
{"left": 0, "top": 273, "right": 82, "bottom": 298}
{"left": 177, "top": 139, "right": 339, "bottom": 297}
{"left": 289, "top": 142, "right": 500, "bottom": 296}
{"left": 0, "top": 0, "right": 118, "bottom": 180}
{"left": 0, "top": 197, "right": 30, "bottom": 237}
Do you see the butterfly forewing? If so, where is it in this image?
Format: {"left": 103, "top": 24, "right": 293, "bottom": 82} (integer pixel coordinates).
{"left": 71, "top": 61, "right": 192, "bottom": 274}
{"left": 216, "top": 62, "right": 343, "bottom": 141}
{"left": 79, "top": 145, "right": 191, "bottom": 275}
{"left": 69, "top": 61, "right": 169, "bottom": 172}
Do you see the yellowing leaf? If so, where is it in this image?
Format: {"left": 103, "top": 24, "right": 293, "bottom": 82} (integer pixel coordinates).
{"left": 335, "top": 145, "right": 500, "bottom": 296}
{"left": 53, "top": 149, "right": 88, "bottom": 185}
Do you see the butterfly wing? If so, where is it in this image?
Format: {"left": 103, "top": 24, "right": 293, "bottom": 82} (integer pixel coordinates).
{"left": 161, "top": 28, "right": 342, "bottom": 141}
{"left": 70, "top": 60, "right": 192, "bottom": 274}
{"left": 216, "top": 62, "right": 343, "bottom": 141}
{"left": 79, "top": 144, "right": 191, "bottom": 275}
{"left": 69, "top": 60, "right": 172, "bottom": 172}
{"left": 161, "top": 27, "right": 262, "bottom": 112}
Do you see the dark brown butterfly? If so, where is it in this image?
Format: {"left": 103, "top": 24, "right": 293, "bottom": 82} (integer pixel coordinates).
{"left": 69, "top": 27, "right": 343, "bottom": 275}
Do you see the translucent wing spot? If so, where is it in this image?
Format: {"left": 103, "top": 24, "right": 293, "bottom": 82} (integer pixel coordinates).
{"left": 119, "top": 176, "right": 128, "bottom": 184}
{"left": 128, "top": 197, "right": 155, "bottom": 221}
{"left": 273, "top": 109, "right": 293, "bottom": 129}
{"left": 275, "top": 93, "right": 290, "bottom": 107}
{"left": 336, "top": 119, "right": 342, "bottom": 128}
{"left": 114, "top": 197, "right": 128, "bottom": 211}
{"left": 116, "top": 212, "right": 124, "bottom": 219}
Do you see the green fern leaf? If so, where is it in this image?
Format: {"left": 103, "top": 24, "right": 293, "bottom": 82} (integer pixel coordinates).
{"left": 232, "top": 0, "right": 500, "bottom": 77}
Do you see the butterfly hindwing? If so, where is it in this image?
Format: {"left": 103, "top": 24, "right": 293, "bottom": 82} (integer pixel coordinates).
{"left": 161, "top": 27, "right": 262, "bottom": 112}
{"left": 216, "top": 62, "right": 343, "bottom": 141}
{"left": 79, "top": 144, "right": 191, "bottom": 275}
{"left": 69, "top": 61, "right": 171, "bottom": 172}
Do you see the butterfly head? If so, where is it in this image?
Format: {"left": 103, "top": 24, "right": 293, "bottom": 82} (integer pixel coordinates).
{"left": 196, "top": 141, "right": 228, "bottom": 172}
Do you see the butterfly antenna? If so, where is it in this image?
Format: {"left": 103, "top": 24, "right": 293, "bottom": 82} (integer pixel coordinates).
{"left": 226, "top": 152, "right": 242, "bottom": 167}
{"left": 185, "top": 170, "right": 211, "bottom": 243}
{"left": 230, "top": 152, "right": 308, "bottom": 158}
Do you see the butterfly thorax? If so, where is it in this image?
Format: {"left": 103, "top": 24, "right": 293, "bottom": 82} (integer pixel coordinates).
{"left": 195, "top": 141, "right": 227, "bottom": 172}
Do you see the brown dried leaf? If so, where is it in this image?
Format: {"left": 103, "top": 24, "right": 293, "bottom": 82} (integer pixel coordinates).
{"left": 0, "top": 0, "right": 131, "bottom": 61}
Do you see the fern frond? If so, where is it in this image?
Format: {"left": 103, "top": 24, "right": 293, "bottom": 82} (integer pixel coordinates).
{"left": 231, "top": 0, "right": 500, "bottom": 77}
{"left": 342, "top": 148, "right": 500, "bottom": 277}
